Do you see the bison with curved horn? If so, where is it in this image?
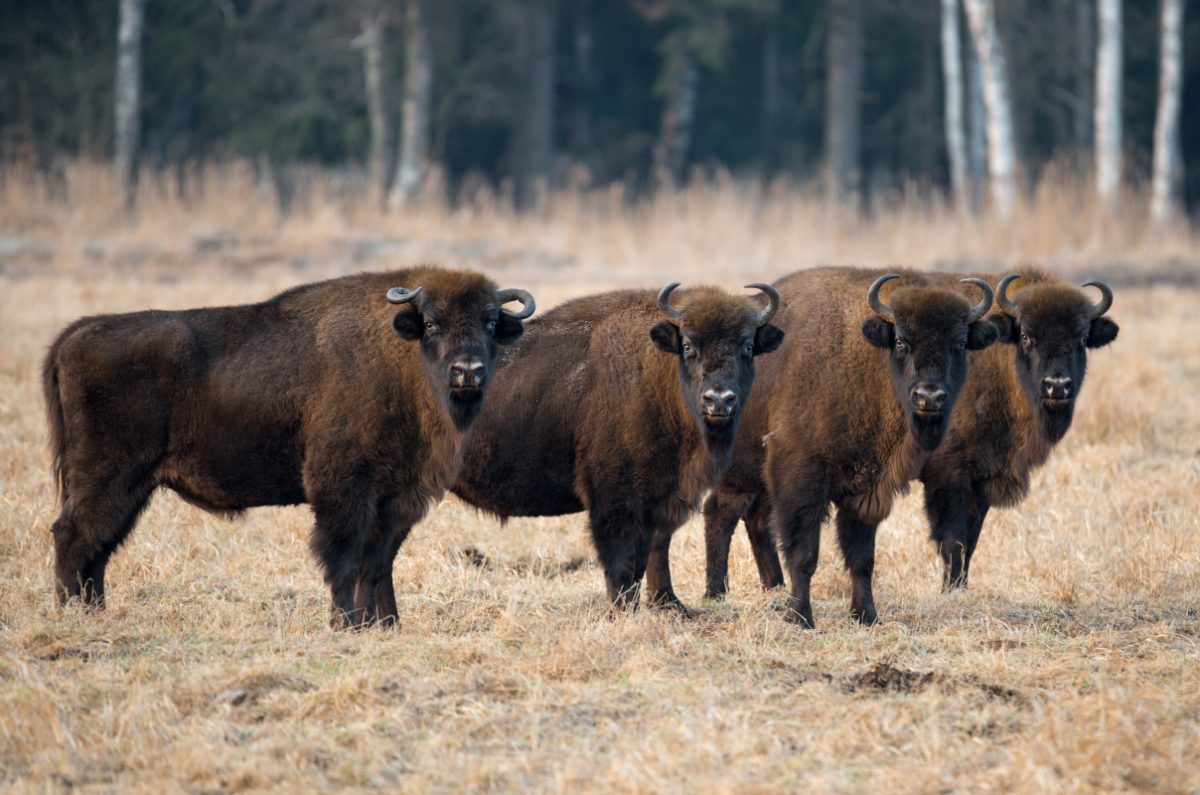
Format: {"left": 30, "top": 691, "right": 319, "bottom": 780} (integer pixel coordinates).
{"left": 356, "top": 282, "right": 785, "bottom": 621}
{"left": 705, "top": 268, "right": 1118, "bottom": 602}
{"left": 42, "top": 267, "right": 534, "bottom": 628}
{"left": 692, "top": 268, "right": 998, "bottom": 627}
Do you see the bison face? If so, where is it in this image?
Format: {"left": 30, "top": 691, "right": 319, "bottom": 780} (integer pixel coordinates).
{"left": 650, "top": 283, "right": 784, "bottom": 451}
{"left": 389, "top": 277, "right": 535, "bottom": 431}
{"left": 989, "top": 276, "right": 1117, "bottom": 442}
{"left": 862, "top": 276, "right": 998, "bottom": 452}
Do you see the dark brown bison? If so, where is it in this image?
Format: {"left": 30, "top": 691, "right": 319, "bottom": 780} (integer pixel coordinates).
{"left": 705, "top": 269, "right": 1118, "bottom": 602}
{"left": 42, "top": 266, "right": 534, "bottom": 628}
{"left": 921, "top": 269, "right": 1118, "bottom": 588}
{"left": 692, "top": 268, "right": 997, "bottom": 627}
{"left": 355, "top": 283, "right": 785, "bottom": 618}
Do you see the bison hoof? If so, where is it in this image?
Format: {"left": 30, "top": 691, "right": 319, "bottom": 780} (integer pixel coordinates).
{"left": 648, "top": 592, "right": 693, "bottom": 618}
{"left": 851, "top": 606, "right": 878, "bottom": 626}
{"left": 782, "top": 605, "right": 816, "bottom": 629}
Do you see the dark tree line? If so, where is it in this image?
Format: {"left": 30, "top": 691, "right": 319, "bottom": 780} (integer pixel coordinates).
{"left": 0, "top": 0, "right": 1196, "bottom": 216}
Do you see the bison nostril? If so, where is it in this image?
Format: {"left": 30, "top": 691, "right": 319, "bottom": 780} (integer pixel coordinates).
{"left": 451, "top": 359, "right": 487, "bottom": 388}
{"left": 1042, "top": 376, "right": 1073, "bottom": 398}
{"left": 702, "top": 389, "right": 737, "bottom": 416}
{"left": 911, "top": 384, "right": 947, "bottom": 412}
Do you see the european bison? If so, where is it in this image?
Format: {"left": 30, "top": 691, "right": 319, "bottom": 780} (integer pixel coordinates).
{"left": 369, "top": 283, "right": 784, "bottom": 616}
{"left": 42, "top": 266, "right": 534, "bottom": 628}
{"left": 706, "top": 269, "right": 1118, "bottom": 599}
{"left": 693, "top": 268, "right": 997, "bottom": 626}
{"left": 922, "top": 270, "right": 1118, "bottom": 588}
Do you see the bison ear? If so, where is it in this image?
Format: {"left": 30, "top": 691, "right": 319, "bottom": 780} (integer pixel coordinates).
{"left": 966, "top": 319, "right": 999, "bottom": 350}
{"left": 495, "top": 314, "right": 525, "bottom": 345}
{"left": 649, "top": 321, "right": 681, "bottom": 354}
{"left": 753, "top": 324, "right": 785, "bottom": 355}
{"left": 985, "top": 312, "right": 1019, "bottom": 344}
{"left": 1087, "top": 317, "right": 1118, "bottom": 348}
{"left": 860, "top": 317, "right": 894, "bottom": 349}
{"left": 392, "top": 307, "right": 423, "bottom": 341}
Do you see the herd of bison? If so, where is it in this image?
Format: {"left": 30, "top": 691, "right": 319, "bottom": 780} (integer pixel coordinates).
{"left": 41, "top": 265, "right": 1118, "bottom": 629}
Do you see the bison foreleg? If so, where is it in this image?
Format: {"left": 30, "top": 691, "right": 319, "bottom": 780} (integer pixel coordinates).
{"left": 744, "top": 495, "right": 783, "bottom": 592}
{"left": 310, "top": 491, "right": 376, "bottom": 631}
{"left": 702, "top": 492, "right": 743, "bottom": 600}
{"left": 645, "top": 523, "right": 691, "bottom": 616}
{"left": 925, "top": 484, "right": 988, "bottom": 591}
{"left": 773, "top": 493, "right": 828, "bottom": 629}
{"left": 836, "top": 510, "right": 878, "bottom": 625}
{"left": 589, "top": 505, "right": 647, "bottom": 612}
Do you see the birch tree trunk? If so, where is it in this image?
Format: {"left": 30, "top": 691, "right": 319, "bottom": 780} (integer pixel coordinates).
{"left": 1150, "top": 0, "right": 1184, "bottom": 225}
{"left": 357, "top": 0, "right": 388, "bottom": 204}
{"left": 762, "top": 0, "right": 781, "bottom": 175}
{"left": 967, "top": 40, "right": 987, "bottom": 209}
{"left": 941, "top": 0, "right": 968, "bottom": 208}
{"left": 571, "top": 8, "right": 594, "bottom": 161}
{"left": 510, "top": 1, "right": 555, "bottom": 209}
{"left": 1094, "top": 0, "right": 1122, "bottom": 208}
{"left": 114, "top": 0, "right": 145, "bottom": 211}
{"left": 823, "top": 0, "right": 863, "bottom": 204}
{"left": 963, "top": 0, "right": 1017, "bottom": 218}
{"left": 1074, "top": 0, "right": 1095, "bottom": 155}
{"left": 390, "top": 0, "right": 432, "bottom": 208}
{"left": 652, "top": 56, "right": 699, "bottom": 189}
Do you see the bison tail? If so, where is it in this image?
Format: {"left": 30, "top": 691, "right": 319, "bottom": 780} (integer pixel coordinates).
{"left": 42, "top": 336, "right": 68, "bottom": 506}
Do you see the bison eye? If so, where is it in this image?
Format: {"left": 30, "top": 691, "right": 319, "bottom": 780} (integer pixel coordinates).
{"left": 743, "top": 341, "right": 754, "bottom": 357}
{"left": 1020, "top": 331, "right": 1032, "bottom": 349}
{"left": 682, "top": 341, "right": 696, "bottom": 357}
{"left": 425, "top": 320, "right": 439, "bottom": 332}
{"left": 486, "top": 319, "right": 497, "bottom": 333}
{"left": 895, "top": 339, "right": 908, "bottom": 355}
{"left": 1078, "top": 333, "right": 1088, "bottom": 349}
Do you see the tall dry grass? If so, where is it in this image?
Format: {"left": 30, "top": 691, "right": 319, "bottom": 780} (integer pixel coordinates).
{"left": 0, "top": 160, "right": 1197, "bottom": 792}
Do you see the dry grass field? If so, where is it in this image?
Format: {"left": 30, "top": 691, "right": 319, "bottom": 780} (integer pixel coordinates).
{"left": 1, "top": 163, "right": 1198, "bottom": 792}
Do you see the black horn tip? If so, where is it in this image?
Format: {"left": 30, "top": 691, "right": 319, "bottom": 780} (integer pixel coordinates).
{"left": 960, "top": 277, "right": 995, "bottom": 323}
{"left": 498, "top": 288, "right": 536, "bottom": 319}
{"left": 1081, "top": 280, "right": 1113, "bottom": 319}
{"left": 387, "top": 286, "right": 423, "bottom": 305}
{"left": 744, "top": 282, "right": 781, "bottom": 327}
{"left": 867, "top": 274, "right": 900, "bottom": 322}
{"left": 996, "top": 273, "right": 1021, "bottom": 315}
{"left": 658, "top": 282, "right": 683, "bottom": 321}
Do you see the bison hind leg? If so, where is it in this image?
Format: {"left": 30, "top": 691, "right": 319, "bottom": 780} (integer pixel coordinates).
{"left": 52, "top": 471, "right": 157, "bottom": 609}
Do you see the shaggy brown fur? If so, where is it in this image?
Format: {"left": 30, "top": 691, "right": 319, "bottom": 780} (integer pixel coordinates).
{"left": 694, "top": 267, "right": 998, "bottom": 627}
{"left": 43, "top": 266, "right": 530, "bottom": 628}
{"left": 421, "top": 285, "right": 784, "bottom": 614}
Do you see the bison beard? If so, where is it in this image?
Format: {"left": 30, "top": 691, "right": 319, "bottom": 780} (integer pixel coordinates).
{"left": 436, "top": 283, "right": 784, "bottom": 615}
{"left": 697, "top": 267, "right": 997, "bottom": 627}
{"left": 43, "top": 266, "right": 533, "bottom": 629}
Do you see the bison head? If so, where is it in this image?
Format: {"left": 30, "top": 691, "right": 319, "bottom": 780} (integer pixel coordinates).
{"left": 650, "top": 283, "right": 785, "bottom": 450}
{"left": 388, "top": 270, "right": 535, "bottom": 430}
{"left": 861, "top": 275, "right": 998, "bottom": 452}
{"left": 989, "top": 274, "right": 1118, "bottom": 441}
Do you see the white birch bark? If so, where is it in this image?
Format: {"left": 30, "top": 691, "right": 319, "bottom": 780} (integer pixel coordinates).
{"left": 390, "top": 0, "right": 433, "bottom": 208}
{"left": 356, "top": 0, "right": 388, "bottom": 203}
{"left": 823, "top": 0, "right": 863, "bottom": 204}
{"left": 114, "top": 0, "right": 145, "bottom": 210}
{"left": 941, "top": 0, "right": 968, "bottom": 208}
{"left": 1094, "top": 0, "right": 1122, "bottom": 207}
{"left": 963, "top": 0, "right": 1017, "bottom": 218}
{"left": 1150, "top": 0, "right": 1184, "bottom": 225}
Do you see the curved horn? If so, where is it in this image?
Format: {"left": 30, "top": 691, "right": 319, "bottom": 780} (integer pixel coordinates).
{"left": 745, "top": 283, "right": 780, "bottom": 327}
{"left": 498, "top": 288, "right": 536, "bottom": 319}
{"left": 995, "top": 273, "right": 1021, "bottom": 316}
{"left": 960, "top": 278, "right": 995, "bottom": 323}
{"left": 1081, "top": 280, "right": 1113, "bottom": 319}
{"left": 866, "top": 274, "right": 900, "bottom": 322}
{"left": 386, "top": 286, "right": 423, "bottom": 305}
{"left": 658, "top": 282, "right": 683, "bottom": 323}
